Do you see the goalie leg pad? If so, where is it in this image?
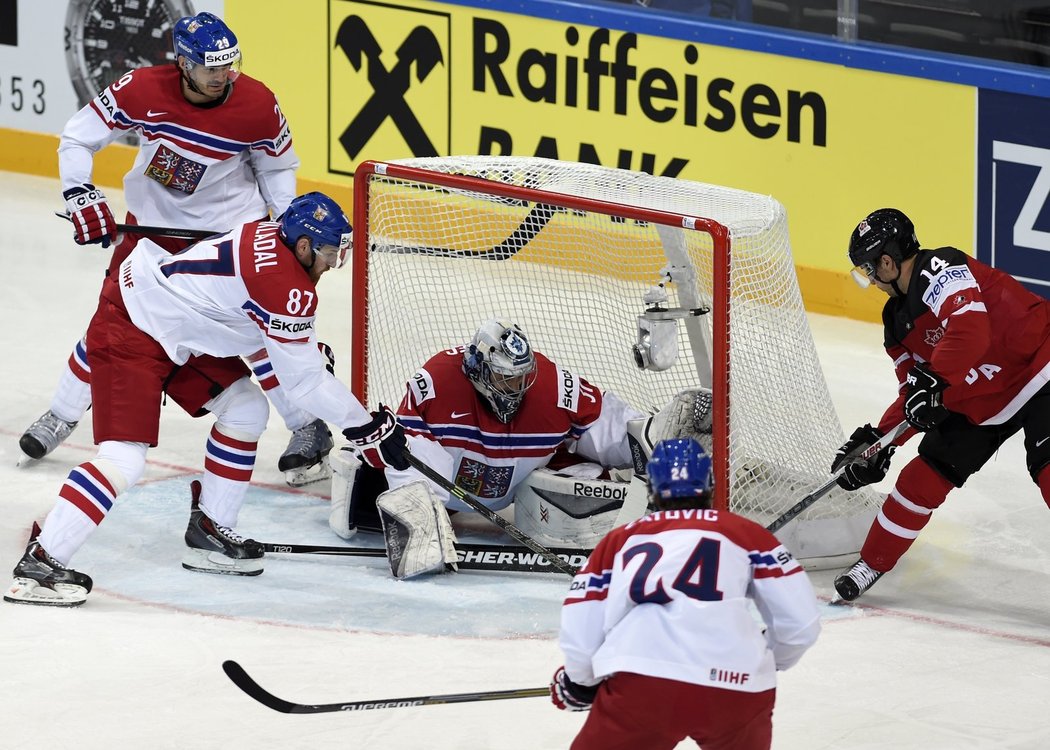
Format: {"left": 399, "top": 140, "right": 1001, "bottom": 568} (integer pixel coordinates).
{"left": 514, "top": 468, "right": 648, "bottom": 548}
{"left": 329, "top": 448, "right": 387, "bottom": 539}
{"left": 377, "top": 480, "right": 458, "bottom": 579}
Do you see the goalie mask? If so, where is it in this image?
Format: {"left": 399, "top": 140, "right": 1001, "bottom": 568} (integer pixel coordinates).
{"left": 463, "top": 320, "right": 537, "bottom": 423}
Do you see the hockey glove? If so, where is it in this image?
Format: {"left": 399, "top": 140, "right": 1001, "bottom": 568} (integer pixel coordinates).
{"left": 903, "top": 363, "right": 949, "bottom": 431}
{"left": 549, "top": 666, "right": 598, "bottom": 712}
{"left": 342, "top": 405, "right": 409, "bottom": 471}
{"left": 63, "top": 184, "right": 116, "bottom": 248}
{"left": 832, "top": 424, "right": 896, "bottom": 492}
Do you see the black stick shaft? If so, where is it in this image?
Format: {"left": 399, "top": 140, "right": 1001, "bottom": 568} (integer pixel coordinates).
{"left": 55, "top": 210, "right": 217, "bottom": 240}
{"left": 765, "top": 420, "right": 909, "bottom": 533}
{"left": 222, "top": 660, "right": 547, "bottom": 714}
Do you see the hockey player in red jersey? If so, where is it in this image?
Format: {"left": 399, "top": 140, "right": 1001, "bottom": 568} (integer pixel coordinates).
{"left": 328, "top": 319, "right": 712, "bottom": 578}
{"left": 3, "top": 193, "right": 408, "bottom": 607}
{"left": 19, "top": 12, "right": 334, "bottom": 487}
{"left": 831, "top": 208, "right": 1050, "bottom": 601}
{"left": 551, "top": 438, "right": 821, "bottom": 750}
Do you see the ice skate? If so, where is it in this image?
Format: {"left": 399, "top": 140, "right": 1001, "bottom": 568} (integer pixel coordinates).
{"left": 18, "top": 411, "right": 78, "bottom": 462}
{"left": 182, "top": 480, "right": 264, "bottom": 576}
{"left": 4, "top": 524, "right": 93, "bottom": 607}
{"left": 278, "top": 419, "right": 333, "bottom": 487}
{"left": 833, "top": 558, "right": 884, "bottom": 602}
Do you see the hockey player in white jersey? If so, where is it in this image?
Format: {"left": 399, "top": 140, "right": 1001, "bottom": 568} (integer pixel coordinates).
{"left": 19, "top": 12, "right": 334, "bottom": 486}
{"left": 4, "top": 193, "right": 409, "bottom": 607}
{"left": 551, "top": 438, "right": 821, "bottom": 750}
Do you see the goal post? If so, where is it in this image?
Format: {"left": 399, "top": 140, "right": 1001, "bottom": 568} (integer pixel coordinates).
{"left": 350, "top": 156, "right": 878, "bottom": 567}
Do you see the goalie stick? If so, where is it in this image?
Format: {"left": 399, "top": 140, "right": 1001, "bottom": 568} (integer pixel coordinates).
{"left": 263, "top": 541, "right": 591, "bottom": 574}
{"left": 765, "top": 420, "right": 909, "bottom": 533}
{"left": 222, "top": 660, "right": 547, "bottom": 714}
{"left": 401, "top": 451, "right": 578, "bottom": 577}
{"left": 54, "top": 210, "right": 217, "bottom": 240}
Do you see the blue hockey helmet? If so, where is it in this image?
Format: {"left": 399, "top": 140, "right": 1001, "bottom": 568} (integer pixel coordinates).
{"left": 647, "top": 438, "right": 713, "bottom": 502}
{"left": 279, "top": 192, "right": 353, "bottom": 269}
{"left": 172, "top": 12, "right": 242, "bottom": 77}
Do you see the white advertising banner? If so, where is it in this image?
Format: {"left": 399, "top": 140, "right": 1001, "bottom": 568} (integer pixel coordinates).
{"left": 0, "top": 0, "right": 224, "bottom": 135}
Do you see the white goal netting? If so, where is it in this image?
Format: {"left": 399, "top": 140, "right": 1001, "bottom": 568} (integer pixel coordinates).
{"left": 352, "top": 156, "right": 878, "bottom": 565}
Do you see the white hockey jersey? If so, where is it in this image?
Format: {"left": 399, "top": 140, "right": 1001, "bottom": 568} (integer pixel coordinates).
{"left": 559, "top": 508, "right": 821, "bottom": 693}
{"left": 117, "top": 220, "right": 370, "bottom": 430}
{"left": 389, "top": 349, "right": 644, "bottom": 512}
{"left": 59, "top": 65, "right": 299, "bottom": 229}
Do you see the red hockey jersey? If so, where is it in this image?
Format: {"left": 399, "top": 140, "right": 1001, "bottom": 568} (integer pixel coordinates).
{"left": 878, "top": 247, "right": 1050, "bottom": 430}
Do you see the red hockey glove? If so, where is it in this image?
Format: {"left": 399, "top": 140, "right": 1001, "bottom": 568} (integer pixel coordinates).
{"left": 549, "top": 666, "right": 598, "bottom": 712}
{"left": 63, "top": 184, "right": 116, "bottom": 248}
{"left": 831, "top": 424, "right": 895, "bottom": 491}
{"left": 903, "top": 363, "right": 949, "bottom": 431}
{"left": 342, "top": 405, "right": 409, "bottom": 471}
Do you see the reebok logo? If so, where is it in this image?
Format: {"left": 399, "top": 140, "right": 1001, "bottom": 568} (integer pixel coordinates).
{"left": 146, "top": 109, "right": 168, "bottom": 117}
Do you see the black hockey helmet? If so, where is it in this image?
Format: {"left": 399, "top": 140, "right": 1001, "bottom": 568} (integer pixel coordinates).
{"left": 848, "top": 208, "right": 920, "bottom": 278}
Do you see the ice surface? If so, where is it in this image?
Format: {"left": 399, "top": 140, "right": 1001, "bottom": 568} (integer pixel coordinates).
{"left": 1, "top": 171, "right": 1048, "bottom": 749}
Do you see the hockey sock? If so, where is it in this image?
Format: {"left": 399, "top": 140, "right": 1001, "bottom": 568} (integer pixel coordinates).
{"left": 1038, "top": 465, "right": 1050, "bottom": 509}
{"left": 39, "top": 456, "right": 131, "bottom": 564}
{"left": 201, "top": 424, "right": 258, "bottom": 528}
{"left": 49, "top": 337, "right": 93, "bottom": 422}
{"left": 860, "top": 457, "right": 953, "bottom": 571}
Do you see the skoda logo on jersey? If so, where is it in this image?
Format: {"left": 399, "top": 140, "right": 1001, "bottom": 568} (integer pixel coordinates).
{"left": 329, "top": 6, "right": 450, "bottom": 173}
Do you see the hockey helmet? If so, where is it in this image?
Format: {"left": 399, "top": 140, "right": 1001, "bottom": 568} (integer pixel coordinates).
{"left": 848, "top": 208, "right": 920, "bottom": 282}
{"left": 279, "top": 192, "right": 353, "bottom": 269}
{"left": 173, "top": 12, "right": 242, "bottom": 77}
{"left": 463, "top": 320, "right": 537, "bottom": 423}
{"left": 647, "top": 438, "right": 713, "bottom": 503}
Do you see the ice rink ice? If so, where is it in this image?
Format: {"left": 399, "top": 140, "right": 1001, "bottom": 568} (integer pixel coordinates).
{"left": 1, "top": 170, "right": 1048, "bottom": 749}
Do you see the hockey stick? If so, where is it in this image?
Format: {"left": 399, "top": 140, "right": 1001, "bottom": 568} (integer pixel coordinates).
{"left": 54, "top": 210, "right": 217, "bottom": 240}
{"left": 263, "top": 541, "right": 591, "bottom": 574}
{"left": 765, "top": 420, "right": 909, "bottom": 533}
{"left": 401, "top": 451, "right": 579, "bottom": 577}
{"left": 222, "top": 660, "right": 547, "bottom": 714}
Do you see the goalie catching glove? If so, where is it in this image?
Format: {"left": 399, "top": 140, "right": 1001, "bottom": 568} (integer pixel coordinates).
{"left": 549, "top": 666, "right": 598, "bottom": 712}
{"left": 342, "top": 405, "right": 409, "bottom": 471}
{"left": 626, "top": 387, "right": 713, "bottom": 476}
{"left": 377, "top": 480, "right": 458, "bottom": 579}
{"left": 832, "top": 424, "right": 896, "bottom": 491}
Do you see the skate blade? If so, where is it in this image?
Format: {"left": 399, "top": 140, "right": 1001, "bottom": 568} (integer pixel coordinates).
{"left": 181, "top": 549, "right": 264, "bottom": 576}
{"left": 16, "top": 453, "right": 40, "bottom": 469}
{"left": 284, "top": 457, "right": 333, "bottom": 488}
{"left": 4, "top": 577, "right": 88, "bottom": 607}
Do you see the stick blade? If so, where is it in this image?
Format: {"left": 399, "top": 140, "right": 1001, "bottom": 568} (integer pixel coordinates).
{"left": 222, "top": 660, "right": 300, "bottom": 713}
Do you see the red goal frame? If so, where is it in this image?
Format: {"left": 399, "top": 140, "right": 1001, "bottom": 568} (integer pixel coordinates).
{"left": 351, "top": 160, "right": 733, "bottom": 511}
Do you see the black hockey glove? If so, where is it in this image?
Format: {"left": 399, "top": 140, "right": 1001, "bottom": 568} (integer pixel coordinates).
{"left": 832, "top": 424, "right": 896, "bottom": 492}
{"left": 549, "top": 666, "right": 598, "bottom": 712}
{"left": 342, "top": 405, "right": 409, "bottom": 471}
{"left": 903, "top": 362, "right": 949, "bottom": 431}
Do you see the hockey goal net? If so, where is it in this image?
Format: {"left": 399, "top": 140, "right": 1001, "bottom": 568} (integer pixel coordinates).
{"left": 351, "top": 156, "right": 879, "bottom": 565}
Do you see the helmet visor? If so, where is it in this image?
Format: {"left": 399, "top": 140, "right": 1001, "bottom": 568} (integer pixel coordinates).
{"left": 315, "top": 232, "right": 352, "bottom": 269}
{"left": 850, "top": 260, "right": 877, "bottom": 289}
